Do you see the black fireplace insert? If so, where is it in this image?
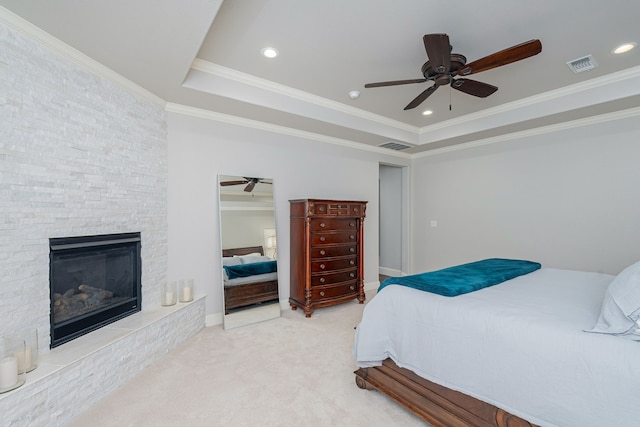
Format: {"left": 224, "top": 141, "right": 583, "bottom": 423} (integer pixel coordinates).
{"left": 49, "top": 232, "right": 142, "bottom": 348}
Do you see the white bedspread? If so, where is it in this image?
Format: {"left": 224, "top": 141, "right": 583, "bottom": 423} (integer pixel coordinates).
{"left": 353, "top": 268, "right": 640, "bottom": 427}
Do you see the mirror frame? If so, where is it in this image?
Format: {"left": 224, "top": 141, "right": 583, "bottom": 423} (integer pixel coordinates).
{"left": 218, "top": 175, "right": 280, "bottom": 329}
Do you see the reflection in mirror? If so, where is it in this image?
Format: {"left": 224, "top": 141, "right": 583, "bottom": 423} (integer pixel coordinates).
{"left": 218, "top": 175, "right": 280, "bottom": 329}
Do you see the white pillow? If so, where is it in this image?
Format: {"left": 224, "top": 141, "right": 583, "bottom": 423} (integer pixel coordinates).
{"left": 233, "top": 252, "right": 261, "bottom": 258}
{"left": 587, "top": 260, "right": 640, "bottom": 340}
{"left": 222, "top": 256, "right": 242, "bottom": 267}
{"left": 239, "top": 255, "right": 271, "bottom": 264}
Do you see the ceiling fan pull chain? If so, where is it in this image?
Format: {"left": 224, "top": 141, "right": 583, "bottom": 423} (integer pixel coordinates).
{"left": 449, "top": 86, "right": 452, "bottom": 111}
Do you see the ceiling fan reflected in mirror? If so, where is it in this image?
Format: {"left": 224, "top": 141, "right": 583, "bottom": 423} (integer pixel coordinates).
{"left": 219, "top": 177, "right": 272, "bottom": 192}
{"left": 365, "top": 34, "right": 542, "bottom": 110}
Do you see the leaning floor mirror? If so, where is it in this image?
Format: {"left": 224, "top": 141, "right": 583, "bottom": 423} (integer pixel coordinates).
{"left": 218, "top": 175, "right": 280, "bottom": 329}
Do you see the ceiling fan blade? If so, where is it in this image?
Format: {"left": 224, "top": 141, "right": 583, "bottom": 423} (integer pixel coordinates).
{"left": 244, "top": 181, "right": 256, "bottom": 192}
{"left": 457, "top": 39, "right": 542, "bottom": 76}
{"left": 365, "top": 78, "right": 427, "bottom": 88}
{"left": 404, "top": 84, "right": 439, "bottom": 110}
{"left": 423, "top": 34, "right": 451, "bottom": 74}
{"left": 451, "top": 78, "right": 498, "bottom": 98}
{"left": 220, "top": 180, "right": 248, "bottom": 186}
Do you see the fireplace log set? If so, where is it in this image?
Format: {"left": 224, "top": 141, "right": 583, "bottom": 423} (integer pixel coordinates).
{"left": 53, "top": 285, "right": 125, "bottom": 323}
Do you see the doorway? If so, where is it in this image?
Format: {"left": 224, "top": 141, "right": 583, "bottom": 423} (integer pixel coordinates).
{"left": 379, "top": 164, "right": 408, "bottom": 278}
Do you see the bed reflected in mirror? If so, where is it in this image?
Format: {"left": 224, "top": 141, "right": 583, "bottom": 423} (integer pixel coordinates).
{"left": 218, "top": 175, "right": 280, "bottom": 329}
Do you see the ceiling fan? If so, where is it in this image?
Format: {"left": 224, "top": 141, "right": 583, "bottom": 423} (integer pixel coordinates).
{"left": 365, "top": 34, "right": 542, "bottom": 110}
{"left": 219, "top": 177, "right": 272, "bottom": 192}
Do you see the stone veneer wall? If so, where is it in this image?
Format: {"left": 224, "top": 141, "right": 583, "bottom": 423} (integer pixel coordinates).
{"left": 0, "top": 22, "right": 167, "bottom": 345}
{"left": 0, "top": 19, "right": 203, "bottom": 425}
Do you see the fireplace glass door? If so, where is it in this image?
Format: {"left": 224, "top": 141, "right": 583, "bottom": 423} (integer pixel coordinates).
{"left": 49, "top": 233, "right": 141, "bottom": 347}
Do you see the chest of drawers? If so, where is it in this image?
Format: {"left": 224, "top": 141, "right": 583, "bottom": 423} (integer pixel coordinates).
{"left": 289, "top": 199, "right": 367, "bottom": 317}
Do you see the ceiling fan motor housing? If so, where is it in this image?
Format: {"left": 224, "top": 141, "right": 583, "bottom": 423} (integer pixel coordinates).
{"left": 421, "top": 53, "right": 467, "bottom": 84}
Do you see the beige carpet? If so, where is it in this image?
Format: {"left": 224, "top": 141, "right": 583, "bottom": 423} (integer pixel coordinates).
{"left": 67, "top": 295, "right": 427, "bottom": 427}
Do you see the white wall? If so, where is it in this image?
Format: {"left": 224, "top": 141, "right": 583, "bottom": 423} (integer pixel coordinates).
{"left": 411, "top": 114, "right": 640, "bottom": 275}
{"left": 167, "top": 112, "right": 410, "bottom": 318}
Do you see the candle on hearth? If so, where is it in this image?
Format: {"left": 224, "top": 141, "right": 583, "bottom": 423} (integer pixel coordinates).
{"left": 161, "top": 281, "right": 177, "bottom": 306}
{"left": 0, "top": 356, "right": 18, "bottom": 389}
{"left": 14, "top": 347, "right": 31, "bottom": 373}
{"left": 180, "top": 279, "right": 194, "bottom": 302}
{"left": 164, "top": 291, "right": 175, "bottom": 306}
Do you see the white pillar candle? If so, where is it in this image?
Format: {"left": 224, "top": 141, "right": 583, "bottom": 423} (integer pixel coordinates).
{"left": 164, "top": 291, "right": 175, "bottom": 306}
{"left": 182, "top": 286, "right": 192, "bottom": 302}
{"left": 0, "top": 356, "right": 18, "bottom": 389}
{"left": 14, "top": 347, "right": 32, "bottom": 373}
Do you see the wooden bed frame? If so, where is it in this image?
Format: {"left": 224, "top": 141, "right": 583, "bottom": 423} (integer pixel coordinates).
{"left": 354, "top": 358, "right": 537, "bottom": 427}
{"left": 222, "top": 246, "right": 279, "bottom": 314}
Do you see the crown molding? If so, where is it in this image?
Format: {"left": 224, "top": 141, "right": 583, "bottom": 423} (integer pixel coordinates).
{"left": 418, "top": 65, "right": 640, "bottom": 137}
{"left": 414, "top": 106, "right": 640, "bottom": 159}
{"left": 191, "top": 58, "right": 420, "bottom": 134}
{"left": 166, "top": 102, "right": 412, "bottom": 159}
{"left": 0, "top": 6, "right": 166, "bottom": 107}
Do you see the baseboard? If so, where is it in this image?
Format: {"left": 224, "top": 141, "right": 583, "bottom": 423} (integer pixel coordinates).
{"left": 379, "top": 267, "right": 403, "bottom": 277}
{"left": 205, "top": 312, "right": 223, "bottom": 327}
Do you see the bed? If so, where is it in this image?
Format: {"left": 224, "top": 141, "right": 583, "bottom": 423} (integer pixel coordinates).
{"left": 353, "top": 259, "right": 640, "bottom": 427}
{"left": 222, "top": 246, "right": 279, "bottom": 314}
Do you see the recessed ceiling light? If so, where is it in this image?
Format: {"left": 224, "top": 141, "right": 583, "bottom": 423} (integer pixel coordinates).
{"left": 422, "top": 110, "right": 433, "bottom": 116}
{"left": 612, "top": 42, "right": 637, "bottom": 54}
{"left": 261, "top": 47, "right": 279, "bottom": 58}
{"left": 348, "top": 90, "right": 360, "bottom": 99}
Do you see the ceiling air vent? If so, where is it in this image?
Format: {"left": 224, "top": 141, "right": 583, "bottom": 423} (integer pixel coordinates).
{"left": 566, "top": 55, "right": 598, "bottom": 73}
{"left": 378, "top": 141, "right": 413, "bottom": 151}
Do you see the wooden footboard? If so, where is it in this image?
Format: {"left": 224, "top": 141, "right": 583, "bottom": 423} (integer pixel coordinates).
{"left": 224, "top": 279, "right": 279, "bottom": 314}
{"left": 354, "top": 359, "right": 537, "bottom": 427}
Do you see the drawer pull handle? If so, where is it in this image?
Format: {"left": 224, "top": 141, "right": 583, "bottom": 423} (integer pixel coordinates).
{"left": 320, "top": 222, "right": 325, "bottom": 228}
{"left": 319, "top": 207, "right": 324, "bottom": 212}
{"left": 320, "top": 236, "right": 326, "bottom": 242}
{"left": 320, "top": 250, "right": 326, "bottom": 256}
{"left": 350, "top": 273, "right": 355, "bottom": 278}
{"left": 350, "top": 222, "right": 355, "bottom": 227}
{"left": 354, "top": 207, "right": 359, "bottom": 212}
{"left": 320, "top": 278, "right": 325, "bottom": 283}
{"left": 350, "top": 248, "right": 355, "bottom": 253}
{"left": 350, "top": 235, "right": 355, "bottom": 240}
{"left": 319, "top": 291, "right": 325, "bottom": 297}
{"left": 350, "top": 285, "right": 355, "bottom": 291}
{"left": 320, "top": 264, "right": 326, "bottom": 270}
{"left": 350, "top": 260, "right": 355, "bottom": 265}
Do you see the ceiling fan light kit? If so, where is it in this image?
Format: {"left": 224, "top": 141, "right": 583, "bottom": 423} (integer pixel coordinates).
{"left": 364, "top": 34, "right": 542, "bottom": 110}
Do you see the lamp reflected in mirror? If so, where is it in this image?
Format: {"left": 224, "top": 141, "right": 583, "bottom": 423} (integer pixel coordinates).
{"left": 218, "top": 175, "right": 280, "bottom": 329}
{"left": 265, "top": 230, "right": 277, "bottom": 260}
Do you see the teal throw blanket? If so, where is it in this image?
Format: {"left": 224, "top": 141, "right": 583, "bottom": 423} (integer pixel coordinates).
{"left": 378, "top": 258, "right": 541, "bottom": 297}
{"left": 224, "top": 260, "right": 277, "bottom": 280}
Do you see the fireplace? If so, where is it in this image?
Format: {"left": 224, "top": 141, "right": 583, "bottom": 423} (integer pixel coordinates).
{"left": 49, "top": 232, "right": 142, "bottom": 348}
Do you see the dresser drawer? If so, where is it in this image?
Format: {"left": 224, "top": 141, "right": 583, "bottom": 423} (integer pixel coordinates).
{"left": 311, "top": 269, "right": 357, "bottom": 286}
{"left": 310, "top": 202, "right": 329, "bottom": 215}
{"left": 311, "top": 257, "right": 357, "bottom": 272}
{"left": 311, "top": 282, "right": 358, "bottom": 300}
{"left": 311, "top": 244, "right": 357, "bottom": 258}
{"left": 348, "top": 203, "right": 365, "bottom": 216}
{"left": 311, "top": 231, "right": 357, "bottom": 245}
{"left": 327, "top": 202, "right": 350, "bottom": 215}
{"left": 310, "top": 218, "right": 357, "bottom": 231}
